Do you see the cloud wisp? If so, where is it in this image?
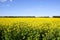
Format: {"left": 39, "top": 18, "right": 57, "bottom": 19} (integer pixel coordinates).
{"left": 0, "top": 0, "right": 13, "bottom": 2}
{"left": 10, "top": 0, "right": 13, "bottom": 2}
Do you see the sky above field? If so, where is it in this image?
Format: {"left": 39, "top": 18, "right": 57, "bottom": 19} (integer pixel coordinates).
{"left": 0, "top": 0, "right": 60, "bottom": 16}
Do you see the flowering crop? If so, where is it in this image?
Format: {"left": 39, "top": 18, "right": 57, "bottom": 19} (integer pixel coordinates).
{"left": 0, "top": 18, "right": 60, "bottom": 40}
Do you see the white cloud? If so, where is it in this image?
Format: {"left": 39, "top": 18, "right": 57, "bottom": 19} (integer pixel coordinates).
{"left": 0, "top": 0, "right": 7, "bottom": 2}
{"left": 0, "top": 0, "right": 13, "bottom": 2}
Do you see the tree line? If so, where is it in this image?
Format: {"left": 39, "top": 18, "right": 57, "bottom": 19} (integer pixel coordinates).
{"left": 0, "top": 16, "right": 60, "bottom": 18}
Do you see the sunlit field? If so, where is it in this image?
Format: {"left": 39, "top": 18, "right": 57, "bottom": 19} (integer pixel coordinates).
{"left": 0, "top": 18, "right": 60, "bottom": 40}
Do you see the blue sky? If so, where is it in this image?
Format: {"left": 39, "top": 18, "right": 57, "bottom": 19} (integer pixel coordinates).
{"left": 0, "top": 0, "right": 60, "bottom": 16}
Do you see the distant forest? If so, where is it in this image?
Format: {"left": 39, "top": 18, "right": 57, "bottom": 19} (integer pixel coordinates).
{"left": 0, "top": 16, "right": 60, "bottom": 18}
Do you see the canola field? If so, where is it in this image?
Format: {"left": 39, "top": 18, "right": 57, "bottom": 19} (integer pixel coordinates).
{"left": 0, "top": 18, "right": 60, "bottom": 40}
